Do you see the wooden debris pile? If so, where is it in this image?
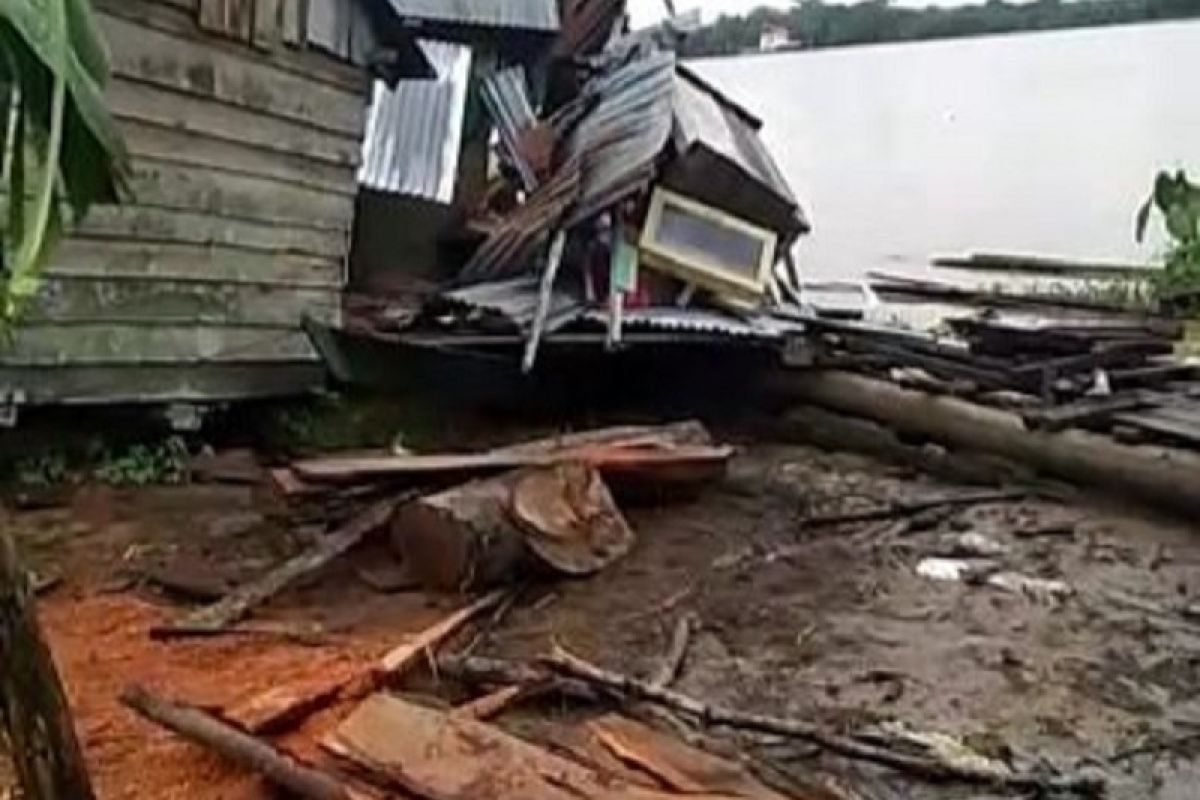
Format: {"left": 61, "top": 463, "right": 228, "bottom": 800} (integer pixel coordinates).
{"left": 121, "top": 617, "right": 1105, "bottom": 800}
{"left": 803, "top": 302, "right": 1200, "bottom": 449}
{"left": 152, "top": 421, "right": 730, "bottom": 639}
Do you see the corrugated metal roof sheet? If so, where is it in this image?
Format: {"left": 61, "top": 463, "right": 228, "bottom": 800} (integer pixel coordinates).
{"left": 384, "top": 0, "right": 559, "bottom": 31}
{"left": 461, "top": 50, "right": 677, "bottom": 279}
{"left": 584, "top": 307, "right": 805, "bottom": 339}
{"left": 358, "top": 39, "right": 472, "bottom": 202}
{"left": 564, "top": 50, "right": 677, "bottom": 226}
{"left": 444, "top": 275, "right": 584, "bottom": 329}
{"left": 481, "top": 67, "right": 539, "bottom": 191}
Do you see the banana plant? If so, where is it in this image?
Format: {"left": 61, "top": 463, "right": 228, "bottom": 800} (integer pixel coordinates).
{"left": 1136, "top": 169, "right": 1200, "bottom": 310}
{"left": 0, "top": 0, "right": 129, "bottom": 329}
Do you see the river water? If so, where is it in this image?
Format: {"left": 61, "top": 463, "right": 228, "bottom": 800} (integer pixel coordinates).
{"left": 691, "top": 20, "right": 1200, "bottom": 281}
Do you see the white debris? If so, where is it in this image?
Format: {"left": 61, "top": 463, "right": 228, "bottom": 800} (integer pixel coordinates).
{"left": 987, "top": 572, "right": 1074, "bottom": 604}
{"left": 916, "top": 557, "right": 976, "bottom": 582}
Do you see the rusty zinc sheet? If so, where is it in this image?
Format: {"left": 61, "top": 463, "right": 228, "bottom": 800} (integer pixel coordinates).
{"left": 384, "top": 0, "right": 559, "bottom": 31}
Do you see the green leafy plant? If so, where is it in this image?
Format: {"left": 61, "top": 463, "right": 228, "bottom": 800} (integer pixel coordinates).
{"left": 0, "top": 0, "right": 130, "bottom": 329}
{"left": 93, "top": 436, "right": 190, "bottom": 486}
{"left": 1136, "top": 169, "right": 1200, "bottom": 311}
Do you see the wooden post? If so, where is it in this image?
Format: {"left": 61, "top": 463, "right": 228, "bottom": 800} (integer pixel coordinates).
{"left": 0, "top": 531, "right": 95, "bottom": 800}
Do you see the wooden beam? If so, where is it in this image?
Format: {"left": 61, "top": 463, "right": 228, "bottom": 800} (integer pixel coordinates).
{"left": 772, "top": 369, "right": 1200, "bottom": 518}
{"left": 0, "top": 533, "right": 96, "bottom": 800}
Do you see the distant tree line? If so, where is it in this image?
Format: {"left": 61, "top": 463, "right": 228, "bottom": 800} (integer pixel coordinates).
{"left": 679, "top": 0, "right": 1200, "bottom": 57}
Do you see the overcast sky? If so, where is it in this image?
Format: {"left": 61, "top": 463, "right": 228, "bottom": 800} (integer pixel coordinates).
{"left": 628, "top": 0, "right": 970, "bottom": 28}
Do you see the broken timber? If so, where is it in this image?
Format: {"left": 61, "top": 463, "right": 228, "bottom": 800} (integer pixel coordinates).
{"left": 325, "top": 693, "right": 738, "bottom": 800}
{"left": 799, "top": 489, "right": 1030, "bottom": 530}
{"left": 545, "top": 645, "right": 1103, "bottom": 796}
{"left": 121, "top": 686, "right": 355, "bottom": 800}
{"left": 152, "top": 499, "right": 397, "bottom": 638}
{"left": 773, "top": 370, "right": 1200, "bottom": 518}
{"left": 224, "top": 591, "right": 508, "bottom": 735}
{"left": 0, "top": 532, "right": 96, "bottom": 800}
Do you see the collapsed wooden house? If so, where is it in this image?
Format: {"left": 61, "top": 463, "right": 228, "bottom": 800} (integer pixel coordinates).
{"left": 0, "top": 0, "right": 430, "bottom": 419}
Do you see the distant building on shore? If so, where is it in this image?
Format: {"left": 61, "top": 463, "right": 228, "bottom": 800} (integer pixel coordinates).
{"left": 759, "top": 23, "right": 791, "bottom": 52}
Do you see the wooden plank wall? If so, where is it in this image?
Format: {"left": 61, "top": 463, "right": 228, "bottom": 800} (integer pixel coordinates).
{"left": 0, "top": 0, "right": 372, "bottom": 405}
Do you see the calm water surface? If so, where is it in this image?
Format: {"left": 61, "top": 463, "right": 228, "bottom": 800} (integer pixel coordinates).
{"left": 692, "top": 20, "right": 1200, "bottom": 281}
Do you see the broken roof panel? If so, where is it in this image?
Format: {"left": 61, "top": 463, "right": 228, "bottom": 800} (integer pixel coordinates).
{"left": 461, "top": 50, "right": 677, "bottom": 280}
{"left": 584, "top": 307, "right": 805, "bottom": 340}
{"left": 668, "top": 65, "right": 810, "bottom": 239}
{"left": 384, "top": 0, "right": 560, "bottom": 32}
{"left": 359, "top": 39, "right": 473, "bottom": 202}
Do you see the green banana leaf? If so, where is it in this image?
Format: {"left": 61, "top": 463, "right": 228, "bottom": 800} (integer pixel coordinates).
{"left": 0, "top": 0, "right": 129, "bottom": 322}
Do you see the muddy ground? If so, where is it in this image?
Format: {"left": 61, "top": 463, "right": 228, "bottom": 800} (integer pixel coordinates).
{"left": 2, "top": 435, "right": 1199, "bottom": 799}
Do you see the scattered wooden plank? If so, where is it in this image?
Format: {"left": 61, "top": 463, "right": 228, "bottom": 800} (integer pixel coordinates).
{"left": 225, "top": 676, "right": 347, "bottom": 735}
{"left": 151, "top": 499, "right": 397, "bottom": 638}
{"left": 453, "top": 684, "right": 541, "bottom": 721}
{"left": 546, "top": 646, "right": 1102, "bottom": 796}
{"left": 490, "top": 420, "right": 713, "bottom": 457}
{"left": 799, "top": 490, "right": 1030, "bottom": 530}
{"left": 589, "top": 714, "right": 789, "bottom": 800}
{"left": 1021, "top": 392, "right": 1154, "bottom": 432}
{"left": 291, "top": 444, "right": 734, "bottom": 489}
{"left": 1115, "top": 406, "right": 1200, "bottom": 447}
{"left": 121, "top": 685, "right": 355, "bottom": 800}
{"left": 932, "top": 252, "right": 1150, "bottom": 278}
{"left": 222, "top": 591, "right": 508, "bottom": 736}
{"left": 325, "top": 694, "right": 738, "bottom": 800}
{"left": 0, "top": 533, "right": 97, "bottom": 800}
{"left": 378, "top": 590, "right": 508, "bottom": 674}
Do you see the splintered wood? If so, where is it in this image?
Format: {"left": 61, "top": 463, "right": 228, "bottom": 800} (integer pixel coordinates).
{"left": 589, "top": 715, "right": 789, "bottom": 800}
{"left": 223, "top": 591, "right": 508, "bottom": 735}
{"left": 325, "top": 694, "right": 741, "bottom": 800}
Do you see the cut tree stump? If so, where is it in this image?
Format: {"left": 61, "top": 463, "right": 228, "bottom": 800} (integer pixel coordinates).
{"left": 0, "top": 531, "right": 96, "bottom": 800}
{"left": 390, "top": 474, "right": 530, "bottom": 591}
{"left": 391, "top": 463, "right": 634, "bottom": 591}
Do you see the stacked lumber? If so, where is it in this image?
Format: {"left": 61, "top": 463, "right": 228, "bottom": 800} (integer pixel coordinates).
{"left": 804, "top": 308, "right": 1200, "bottom": 449}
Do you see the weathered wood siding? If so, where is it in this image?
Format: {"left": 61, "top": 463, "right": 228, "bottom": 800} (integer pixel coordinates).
{"left": 0, "top": 0, "right": 372, "bottom": 405}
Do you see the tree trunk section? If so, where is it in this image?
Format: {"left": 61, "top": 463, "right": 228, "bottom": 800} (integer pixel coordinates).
{"left": 0, "top": 531, "right": 95, "bottom": 800}
{"left": 771, "top": 369, "right": 1200, "bottom": 518}
{"left": 390, "top": 474, "right": 529, "bottom": 591}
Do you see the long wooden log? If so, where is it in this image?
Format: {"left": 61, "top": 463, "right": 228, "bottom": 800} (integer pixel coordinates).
{"left": 153, "top": 499, "right": 398, "bottom": 638}
{"left": 545, "top": 646, "right": 1102, "bottom": 796}
{"left": 0, "top": 532, "right": 96, "bottom": 800}
{"left": 121, "top": 686, "right": 354, "bottom": 800}
{"left": 771, "top": 370, "right": 1200, "bottom": 518}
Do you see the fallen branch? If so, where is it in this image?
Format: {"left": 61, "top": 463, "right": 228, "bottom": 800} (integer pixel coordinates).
{"left": 437, "top": 654, "right": 598, "bottom": 703}
{"left": 799, "top": 490, "right": 1030, "bottom": 531}
{"left": 121, "top": 685, "right": 355, "bottom": 800}
{"left": 650, "top": 614, "right": 695, "bottom": 690}
{"left": 545, "top": 646, "right": 1102, "bottom": 796}
{"left": 152, "top": 499, "right": 398, "bottom": 638}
